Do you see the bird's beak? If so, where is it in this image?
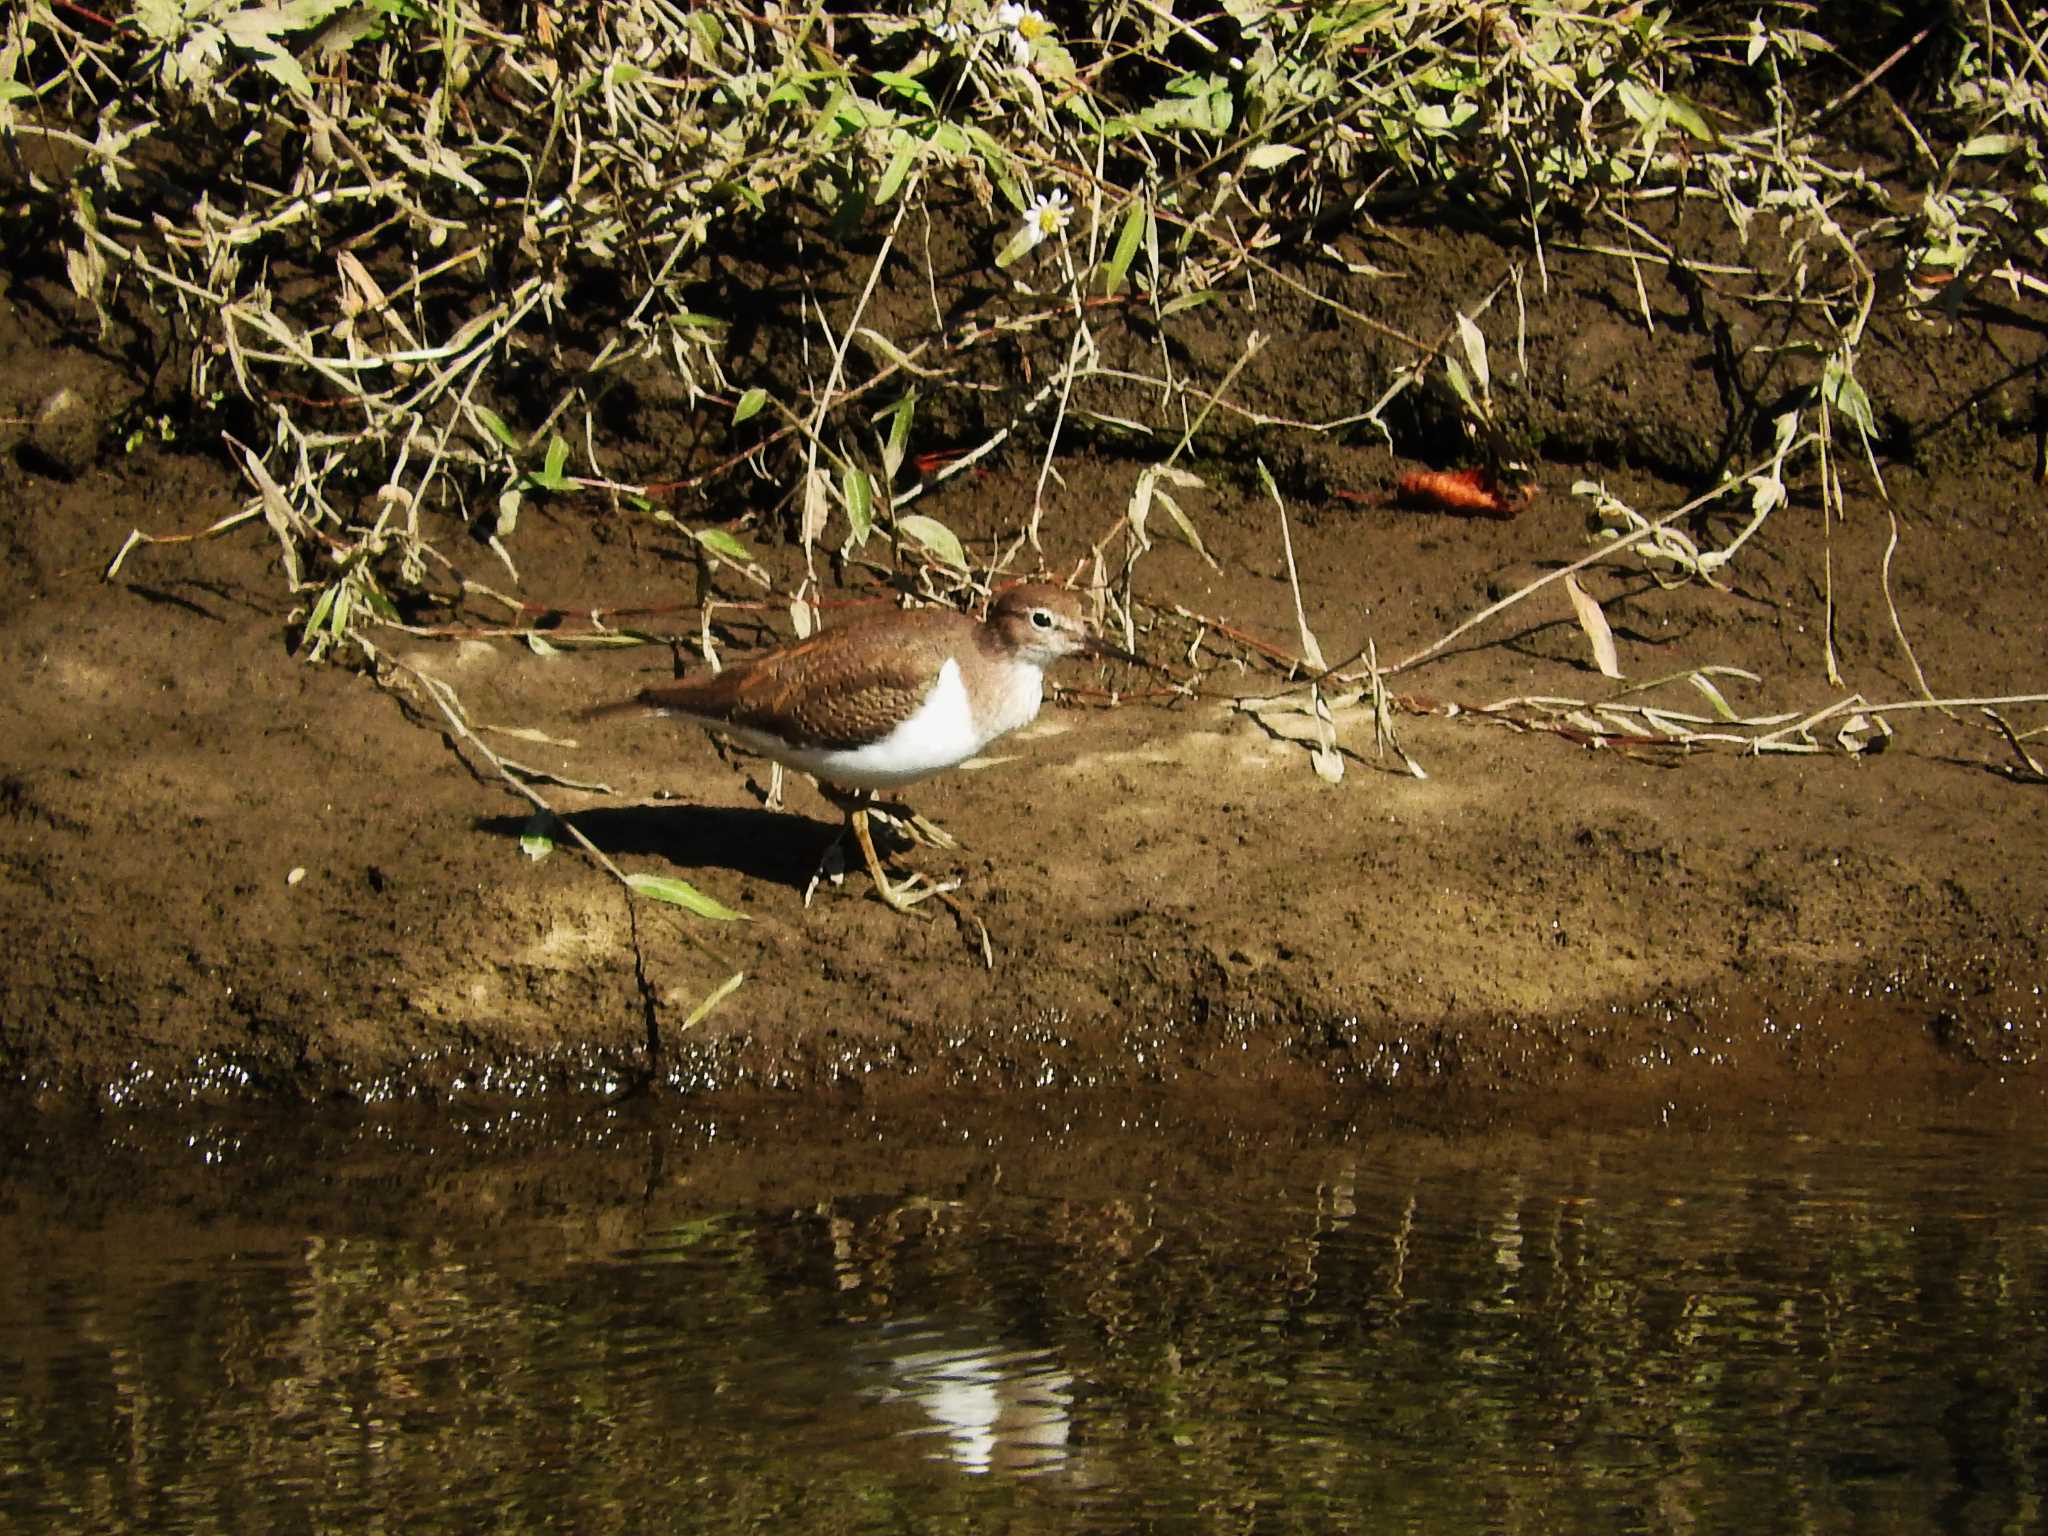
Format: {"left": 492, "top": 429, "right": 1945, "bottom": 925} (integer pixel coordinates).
{"left": 1083, "top": 629, "right": 1150, "bottom": 671}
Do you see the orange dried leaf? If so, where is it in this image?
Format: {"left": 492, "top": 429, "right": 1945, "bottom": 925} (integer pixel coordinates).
{"left": 1392, "top": 467, "right": 1529, "bottom": 518}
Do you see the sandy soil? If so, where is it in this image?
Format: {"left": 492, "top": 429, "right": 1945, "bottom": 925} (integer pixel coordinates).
{"left": 3, "top": 199, "right": 2044, "bottom": 1117}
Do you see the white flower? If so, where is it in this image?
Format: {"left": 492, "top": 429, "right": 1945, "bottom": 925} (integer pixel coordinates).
{"left": 1022, "top": 189, "right": 1071, "bottom": 245}
{"left": 996, "top": 187, "right": 1074, "bottom": 269}
{"left": 931, "top": 14, "right": 973, "bottom": 48}
{"left": 995, "top": 3, "right": 1052, "bottom": 68}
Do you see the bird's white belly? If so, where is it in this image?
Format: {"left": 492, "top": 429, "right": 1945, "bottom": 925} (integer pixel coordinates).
{"left": 737, "top": 659, "right": 1043, "bottom": 792}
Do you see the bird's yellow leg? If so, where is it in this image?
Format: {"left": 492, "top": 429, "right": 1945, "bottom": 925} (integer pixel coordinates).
{"left": 850, "top": 804, "right": 955, "bottom": 914}
{"left": 864, "top": 800, "right": 960, "bottom": 852}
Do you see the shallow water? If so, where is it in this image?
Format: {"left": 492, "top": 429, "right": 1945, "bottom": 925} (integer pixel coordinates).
{"left": 3, "top": 1085, "right": 2044, "bottom": 1533}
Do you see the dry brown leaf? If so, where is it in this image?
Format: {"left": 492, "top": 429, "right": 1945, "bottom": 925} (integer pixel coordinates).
{"left": 1565, "top": 573, "right": 1622, "bottom": 679}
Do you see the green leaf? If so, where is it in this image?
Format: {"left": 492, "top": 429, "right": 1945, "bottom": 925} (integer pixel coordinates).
{"left": 535, "top": 435, "right": 570, "bottom": 490}
{"left": 1205, "top": 82, "right": 1234, "bottom": 133}
{"left": 626, "top": 872, "right": 748, "bottom": 920}
{"left": 881, "top": 392, "right": 916, "bottom": 484}
{"left": 733, "top": 386, "right": 768, "bottom": 424}
{"left": 895, "top": 512, "right": 967, "bottom": 570}
{"left": 873, "top": 69, "right": 932, "bottom": 108}
{"left": 1664, "top": 91, "right": 1717, "bottom": 144}
{"left": 694, "top": 527, "right": 758, "bottom": 564}
{"left": 220, "top": 25, "right": 313, "bottom": 98}
{"left": 874, "top": 140, "right": 918, "bottom": 205}
{"left": 1822, "top": 356, "right": 1877, "bottom": 438}
{"left": 681, "top": 970, "right": 747, "bottom": 1029}
{"left": 1102, "top": 198, "right": 1147, "bottom": 296}
{"left": 826, "top": 89, "right": 887, "bottom": 138}
{"left": 300, "top": 585, "right": 337, "bottom": 650}
{"left": 1136, "top": 82, "right": 1233, "bottom": 136}
{"left": 472, "top": 404, "right": 519, "bottom": 451}
{"left": 994, "top": 223, "right": 1041, "bottom": 270}
{"left": 1243, "top": 143, "right": 1304, "bottom": 171}
{"left": 518, "top": 811, "right": 556, "bottom": 862}
{"left": 711, "top": 178, "right": 765, "bottom": 213}
{"left": 1443, "top": 354, "right": 1479, "bottom": 416}
{"left": 1412, "top": 100, "right": 1477, "bottom": 135}
{"left": 1060, "top": 85, "right": 1102, "bottom": 130}
{"left": 1615, "top": 79, "right": 1663, "bottom": 127}
{"left": 133, "top": 0, "right": 183, "bottom": 40}
{"left": 764, "top": 73, "right": 814, "bottom": 110}
{"left": 1305, "top": 4, "right": 1388, "bottom": 46}
{"left": 843, "top": 468, "right": 874, "bottom": 542}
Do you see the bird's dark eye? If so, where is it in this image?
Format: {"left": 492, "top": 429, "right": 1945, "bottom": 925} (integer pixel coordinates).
{"left": 1031, "top": 609, "right": 1054, "bottom": 628}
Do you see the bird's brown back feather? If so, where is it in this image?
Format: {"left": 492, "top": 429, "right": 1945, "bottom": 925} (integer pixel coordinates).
{"left": 620, "top": 606, "right": 979, "bottom": 751}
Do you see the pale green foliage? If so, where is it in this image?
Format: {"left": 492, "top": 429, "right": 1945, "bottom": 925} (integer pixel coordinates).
{"left": 1915, "top": 6, "right": 2048, "bottom": 291}
{"left": 131, "top": 0, "right": 359, "bottom": 98}
{"left": 0, "top": 0, "right": 2039, "bottom": 668}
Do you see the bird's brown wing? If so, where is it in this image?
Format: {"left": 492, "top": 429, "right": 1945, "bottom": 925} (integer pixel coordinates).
{"left": 630, "top": 608, "right": 970, "bottom": 750}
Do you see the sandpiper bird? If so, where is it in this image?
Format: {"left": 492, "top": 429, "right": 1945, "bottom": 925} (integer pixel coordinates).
{"left": 585, "top": 582, "right": 1140, "bottom": 911}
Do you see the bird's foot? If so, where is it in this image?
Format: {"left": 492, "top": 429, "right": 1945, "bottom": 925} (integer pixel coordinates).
{"left": 853, "top": 808, "right": 958, "bottom": 915}
{"left": 803, "top": 805, "right": 961, "bottom": 918}
{"left": 805, "top": 811, "right": 990, "bottom": 961}
{"left": 872, "top": 868, "right": 962, "bottom": 914}
{"left": 865, "top": 801, "right": 960, "bottom": 852}
{"left": 802, "top": 845, "right": 959, "bottom": 916}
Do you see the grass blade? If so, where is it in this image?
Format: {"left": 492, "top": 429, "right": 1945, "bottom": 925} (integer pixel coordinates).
{"left": 626, "top": 872, "right": 749, "bottom": 921}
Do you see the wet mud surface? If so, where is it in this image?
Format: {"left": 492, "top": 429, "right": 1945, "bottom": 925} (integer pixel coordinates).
{"left": 3, "top": 205, "right": 2044, "bottom": 1121}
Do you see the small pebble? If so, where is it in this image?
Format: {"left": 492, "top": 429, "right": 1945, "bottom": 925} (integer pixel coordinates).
{"left": 28, "top": 386, "right": 102, "bottom": 478}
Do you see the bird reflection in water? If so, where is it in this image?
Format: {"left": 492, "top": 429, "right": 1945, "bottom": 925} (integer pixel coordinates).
{"left": 855, "top": 1319, "right": 1074, "bottom": 1477}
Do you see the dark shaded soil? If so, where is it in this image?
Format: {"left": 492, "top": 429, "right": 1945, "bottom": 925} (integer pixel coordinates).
{"left": 3, "top": 203, "right": 2044, "bottom": 1121}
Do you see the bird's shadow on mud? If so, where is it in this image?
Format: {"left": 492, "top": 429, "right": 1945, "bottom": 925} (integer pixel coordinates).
{"left": 477, "top": 802, "right": 838, "bottom": 894}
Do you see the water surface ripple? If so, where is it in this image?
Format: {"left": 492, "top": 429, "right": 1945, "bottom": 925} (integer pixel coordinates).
{"left": 2, "top": 1091, "right": 2043, "bottom": 1532}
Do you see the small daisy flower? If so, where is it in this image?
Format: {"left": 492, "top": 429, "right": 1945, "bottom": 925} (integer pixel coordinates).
{"left": 996, "top": 187, "right": 1073, "bottom": 269}
{"left": 1023, "top": 188, "right": 1071, "bottom": 245}
{"left": 995, "top": 3, "right": 1053, "bottom": 68}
